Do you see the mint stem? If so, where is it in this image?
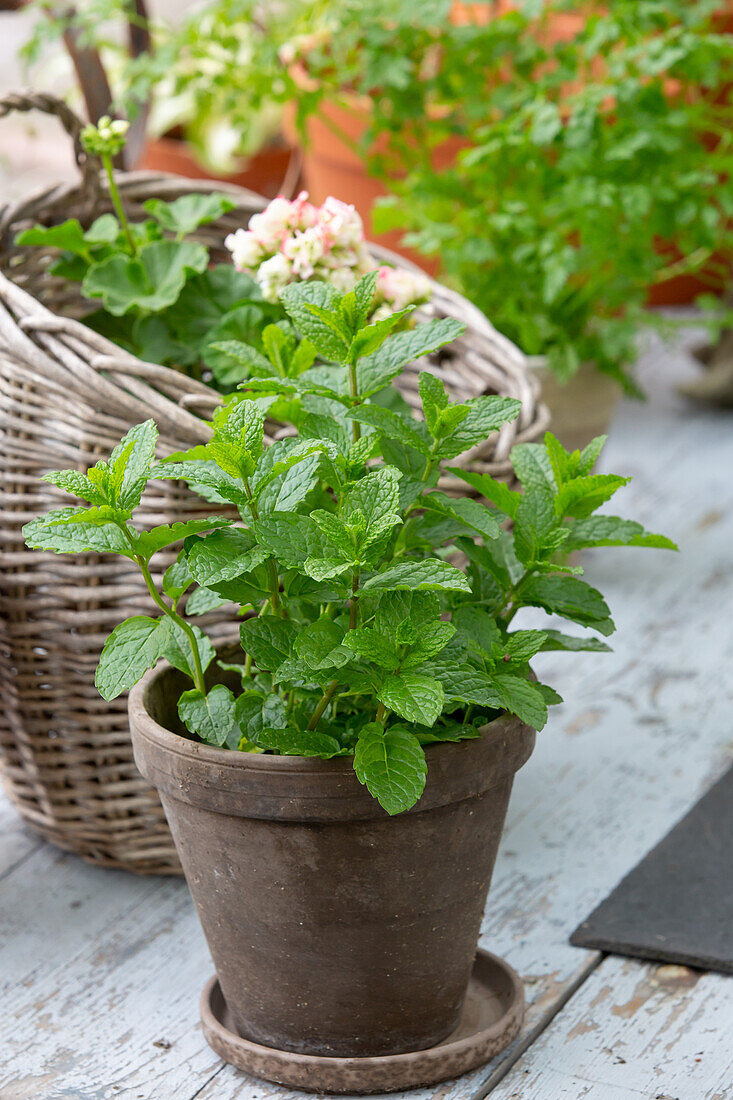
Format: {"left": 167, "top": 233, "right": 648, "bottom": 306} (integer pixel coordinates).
{"left": 307, "top": 679, "right": 339, "bottom": 731}
{"left": 137, "top": 556, "right": 206, "bottom": 694}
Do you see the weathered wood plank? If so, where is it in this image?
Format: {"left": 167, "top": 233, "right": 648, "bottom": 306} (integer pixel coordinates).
{"left": 488, "top": 955, "right": 733, "bottom": 1100}
{"left": 1, "top": 327, "right": 732, "bottom": 1099}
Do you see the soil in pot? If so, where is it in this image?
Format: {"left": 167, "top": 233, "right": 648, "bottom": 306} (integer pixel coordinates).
{"left": 129, "top": 661, "right": 534, "bottom": 1061}
{"left": 530, "top": 360, "right": 621, "bottom": 453}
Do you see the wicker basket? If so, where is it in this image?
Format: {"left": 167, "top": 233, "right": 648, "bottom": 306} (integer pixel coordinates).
{"left": 0, "top": 91, "right": 548, "bottom": 874}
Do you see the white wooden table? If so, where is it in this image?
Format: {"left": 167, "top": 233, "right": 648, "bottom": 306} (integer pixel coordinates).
{"left": 2, "top": 326, "right": 733, "bottom": 1100}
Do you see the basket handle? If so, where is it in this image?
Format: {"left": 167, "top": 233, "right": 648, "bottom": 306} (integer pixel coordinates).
{"left": 0, "top": 90, "right": 101, "bottom": 201}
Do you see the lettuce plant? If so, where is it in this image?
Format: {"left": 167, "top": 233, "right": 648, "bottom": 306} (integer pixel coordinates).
{"left": 24, "top": 274, "right": 675, "bottom": 814}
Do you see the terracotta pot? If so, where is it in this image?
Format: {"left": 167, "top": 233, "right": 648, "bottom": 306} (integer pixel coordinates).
{"left": 139, "top": 134, "right": 301, "bottom": 200}
{"left": 529, "top": 359, "right": 621, "bottom": 453}
{"left": 291, "top": 2, "right": 733, "bottom": 303}
{"left": 129, "top": 661, "right": 534, "bottom": 1059}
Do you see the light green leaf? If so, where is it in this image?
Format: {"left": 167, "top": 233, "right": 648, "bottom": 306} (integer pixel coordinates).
{"left": 520, "top": 574, "right": 614, "bottom": 634}
{"left": 150, "top": 460, "right": 250, "bottom": 512}
{"left": 554, "top": 474, "right": 630, "bottom": 520}
{"left": 511, "top": 442, "right": 557, "bottom": 493}
{"left": 378, "top": 672, "right": 445, "bottom": 725}
{"left": 253, "top": 727, "right": 342, "bottom": 757}
{"left": 253, "top": 513, "right": 332, "bottom": 569}
{"left": 343, "top": 628, "right": 400, "bottom": 670}
{"left": 504, "top": 630, "right": 548, "bottom": 663}
{"left": 178, "top": 685, "right": 236, "bottom": 747}
{"left": 513, "top": 486, "right": 562, "bottom": 564}
{"left": 421, "top": 491, "right": 500, "bottom": 540}
{"left": 491, "top": 674, "right": 548, "bottom": 730}
{"left": 82, "top": 240, "right": 208, "bottom": 316}
{"left": 134, "top": 517, "right": 232, "bottom": 560}
{"left": 357, "top": 319, "right": 464, "bottom": 398}
{"left": 186, "top": 528, "right": 268, "bottom": 587}
{"left": 234, "top": 691, "right": 288, "bottom": 744}
{"left": 160, "top": 620, "right": 216, "bottom": 680}
{"left": 295, "top": 620, "right": 351, "bottom": 670}
{"left": 143, "top": 193, "right": 235, "bottom": 235}
{"left": 95, "top": 615, "right": 169, "bottom": 700}
{"left": 240, "top": 616, "right": 298, "bottom": 672}
{"left": 186, "top": 586, "right": 231, "bottom": 615}
{"left": 23, "top": 507, "right": 136, "bottom": 557}
{"left": 354, "top": 723, "right": 427, "bottom": 815}
{"left": 363, "top": 559, "right": 471, "bottom": 593}
{"left": 343, "top": 466, "right": 402, "bottom": 530}
{"left": 562, "top": 515, "right": 677, "bottom": 551}
{"left": 435, "top": 396, "right": 522, "bottom": 459}
{"left": 280, "top": 281, "right": 348, "bottom": 361}
{"left": 400, "top": 620, "right": 456, "bottom": 669}
{"left": 347, "top": 405, "right": 431, "bottom": 456}
{"left": 349, "top": 306, "right": 414, "bottom": 362}
{"left": 446, "top": 468, "right": 521, "bottom": 518}
{"left": 162, "top": 552, "right": 192, "bottom": 603}
{"left": 207, "top": 399, "right": 265, "bottom": 480}
{"left": 540, "top": 630, "right": 612, "bottom": 652}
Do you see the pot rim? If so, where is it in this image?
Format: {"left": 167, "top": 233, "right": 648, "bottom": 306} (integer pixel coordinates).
{"left": 129, "top": 659, "right": 536, "bottom": 821}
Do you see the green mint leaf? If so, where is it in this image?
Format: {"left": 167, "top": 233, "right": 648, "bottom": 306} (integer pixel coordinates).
{"left": 252, "top": 438, "right": 335, "bottom": 508}
{"left": 363, "top": 559, "right": 471, "bottom": 593}
{"left": 540, "top": 630, "right": 612, "bottom": 652}
{"left": 504, "top": 630, "right": 549, "bottom": 663}
{"left": 434, "top": 395, "right": 522, "bottom": 459}
{"left": 134, "top": 517, "right": 232, "bottom": 561}
{"left": 253, "top": 513, "right": 332, "bottom": 569}
{"left": 578, "top": 435, "right": 607, "bottom": 475}
{"left": 400, "top": 621, "right": 456, "bottom": 670}
{"left": 418, "top": 371, "right": 449, "bottom": 435}
{"left": 95, "top": 615, "right": 170, "bottom": 700}
{"left": 162, "top": 552, "right": 193, "bottom": 603}
{"left": 347, "top": 405, "right": 431, "bottom": 456}
{"left": 186, "top": 528, "right": 268, "bottom": 587}
{"left": 452, "top": 606, "right": 501, "bottom": 655}
{"left": 294, "top": 620, "right": 351, "bottom": 670}
{"left": 113, "top": 419, "right": 158, "bottom": 511}
{"left": 490, "top": 674, "right": 548, "bottom": 731}
{"left": 520, "top": 574, "right": 614, "bottom": 634}
{"left": 511, "top": 442, "right": 557, "bottom": 493}
{"left": 23, "top": 507, "right": 136, "bottom": 558}
{"left": 207, "top": 399, "right": 265, "bottom": 481}
{"left": 349, "top": 306, "right": 414, "bottom": 362}
{"left": 160, "top": 620, "right": 216, "bottom": 680}
{"left": 343, "top": 628, "right": 400, "bottom": 670}
{"left": 208, "top": 340, "right": 271, "bottom": 379}
{"left": 554, "top": 474, "right": 630, "bottom": 520}
{"left": 562, "top": 515, "right": 677, "bottom": 551}
{"left": 280, "top": 281, "right": 348, "bottom": 361}
{"left": 413, "top": 721, "right": 482, "bottom": 744}
{"left": 202, "top": 305, "right": 271, "bottom": 385}
{"left": 185, "top": 586, "right": 231, "bottom": 616}
{"left": 352, "top": 270, "right": 379, "bottom": 328}
{"left": 430, "top": 659, "right": 504, "bottom": 708}
{"left": 421, "top": 491, "right": 501, "bottom": 540}
{"left": 513, "top": 486, "right": 562, "bottom": 565}
{"left": 178, "top": 685, "right": 236, "bottom": 748}
{"left": 253, "top": 727, "right": 342, "bottom": 757}
{"left": 378, "top": 672, "right": 445, "bottom": 725}
{"left": 354, "top": 723, "right": 427, "bottom": 815}
{"left": 143, "top": 193, "right": 235, "bottom": 235}
{"left": 445, "top": 468, "right": 521, "bottom": 518}
{"left": 151, "top": 460, "right": 250, "bottom": 512}
{"left": 343, "top": 466, "right": 402, "bottom": 529}
{"left": 374, "top": 591, "right": 440, "bottom": 636}
{"left": 240, "top": 617, "right": 298, "bottom": 673}
{"left": 82, "top": 240, "right": 208, "bottom": 316}
{"left": 234, "top": 691, "right": 288, "bottom": 745}
{"left": 357, "top": 319, "right": 464, "bottom": 398}
{"left": 40, "top": 469, "right": 109, "bottom": 507}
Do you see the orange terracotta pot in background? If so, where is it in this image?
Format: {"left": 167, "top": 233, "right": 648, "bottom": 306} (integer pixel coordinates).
{"left": 290, "top": 2, "right": 733, "bottom": 303}
{"left": 139, "top": 134, "right": 301, "bottom": 200}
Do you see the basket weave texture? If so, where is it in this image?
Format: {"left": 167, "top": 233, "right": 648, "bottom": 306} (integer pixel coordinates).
{"left": 0, "top": 92, "right": 548, "bottom": 874}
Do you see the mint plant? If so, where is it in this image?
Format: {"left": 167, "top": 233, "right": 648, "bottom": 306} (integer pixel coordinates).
{"left": 24, "top": 275, "right": 675, "bottom": 814}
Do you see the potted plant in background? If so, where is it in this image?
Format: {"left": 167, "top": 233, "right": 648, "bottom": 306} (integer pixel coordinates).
{"left": 24, "top": 271, "right": 674, "bottom": 1088}
{"left": 22, "top": 0, "right": 302, "bottom": 196}
{"left": 281, "top": 0, "right": 733, "bottom": 446}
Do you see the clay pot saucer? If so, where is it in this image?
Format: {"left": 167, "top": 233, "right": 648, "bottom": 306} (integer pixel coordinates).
{"left": 200, "top": 948, "right": 524, "bottom": 1094}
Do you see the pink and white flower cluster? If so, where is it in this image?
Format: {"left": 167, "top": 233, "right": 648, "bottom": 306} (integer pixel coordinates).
{"left": 225, "top": 191, "right": 431, "bottom": 314}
